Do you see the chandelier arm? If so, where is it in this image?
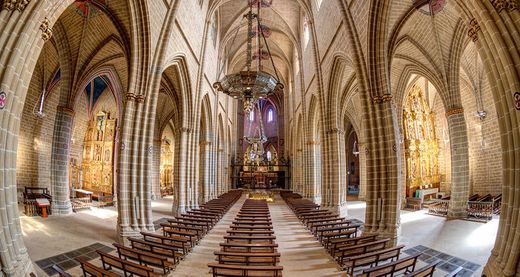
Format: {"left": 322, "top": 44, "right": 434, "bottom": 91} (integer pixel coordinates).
{"left": 216, "top": 16, "right": 246, "bottom": 81}
{"left": 257, "top": 101, "right": 266, "bottom": 141}
{"left": 256, "top": 15, "right": 281, "bottom": 82}
{"left": 256, "top": 0, "right": 262, "bottom": 71}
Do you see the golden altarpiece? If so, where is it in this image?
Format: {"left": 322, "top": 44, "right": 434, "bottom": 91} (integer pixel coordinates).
{"left": 81, "top": 111, "right": 116, "bottom": 195}
{"left": 403, "top": 85, "right": 440, "bottom": 197}
{"left": 160, "top": 139, "right": 174, "bottom": 196}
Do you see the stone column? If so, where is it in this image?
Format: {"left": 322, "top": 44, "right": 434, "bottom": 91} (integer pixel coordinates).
{"left": 304, "top": 141, "right": 321, "bottom": 203}
{"left": 358, "top": 142, "right": 367, "bottom": 200}
{"left": 199, "top": 141, "right": 212, "bottom": 203}
{"left": 321, "top": 128, "right": 347, "bottom": 214}
{"left": 50, "top": 106, "right": 74, "bottom": 215}
{"left": 151, "top": 139, "right": 161, "bottom": 199}
{"left": 446, "top": 110, "right": 469, "bottom": 218}
{"left": 172, "top": 127, "right": 190, "bottom": 215}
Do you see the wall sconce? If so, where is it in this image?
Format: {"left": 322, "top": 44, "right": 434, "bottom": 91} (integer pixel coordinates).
{"left": 476, "top": 110, "right": 487, "bottom": 120}
{"left": 352, "top": 141, "right": 359, "bottom": 157}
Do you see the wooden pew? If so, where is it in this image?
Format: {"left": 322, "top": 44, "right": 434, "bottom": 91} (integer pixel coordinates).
{"left": 161, "top": 225, "right": 198, "bottom": 247}
{"left": 232, "top": 220, "right": 272, "bottom": 226}
{"left": 113, "top": 243, "right": 176, "bottom": 274}
{"left": 341, "top": 245, "right": 405, "bottom": 274}
{"left": 229, "top": 224, "right": 273, "bottom": 231}
{"left": 403, "top": 261, "right": 440, "bottom": 277}
{"left": 78, "top": 259, "right": 120, "bottom": 277}
{"left": 224, "top": 235, "right": 277, "bottom": 244}
{"left": 358, "top": 253, "right": 420, "bottom": 277}
{"left": 220, "top": 242, "right": 278, "bottom": 253}
{"left": 214, "top": 251, "right": 281, "bottom": 266}
{"left": 335, "top": 239, "right": 391, "bottom": 264}
{"left": 227, "top": 230, "right": 275, "bottom": 236}
{"left": 207, "top": 263, "right": 283, "bottom": 277}
{"left": 167, "top": 219, "right": 209, "bottom": 234}
{"left": 97, "top": 250, "right": 160, "bottom": 277}
{"left": 141, "top": 232, "right": 190, "bottom": 255}
{"left": 160, "top": 222, "right": 204, "bottom": 239}
{"left": 328, "top": 234, "right": 379, "bottom": 256}
{"left": 128, "top": 237, "right": 184, "bottom": 261}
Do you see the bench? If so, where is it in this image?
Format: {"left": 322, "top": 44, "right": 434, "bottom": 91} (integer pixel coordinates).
{"left": 335, "top": 239, "right": 390, "bottom": 264}
{"left": 128, "top": 237, "right": 184, "bottom": 261}
{"left": 224, "top": 235, "right": 277, "bottom": 244}
{"left": 230, "top": 224, "right": 273, "bottom": 230}
{"left": 359, "top": 253, "right": 420, "bottom": 277}
{"left": 341, "top": 245, "right": 405, "bottom": 274}
{"left": 161, "top": 222, "right": 204, "bottom": 239}
{"left": 78, "top": 259, "right": 120, "bottom": 277}
{"left": 232, "top": 220, "right": 273, "bottom": 225}
{"left": 227, "top": 230, "right": 275, "bottom": 236}
{"left": 161, "top": 226, "right": 198, "bottom": 247}
{"left": 141, "top": 232, "right": 190, "bottom": 255}
{"left": 113, "top": 243, "right": 176, "bottom": 274}
{"left": 329, "top": 234, "right": 379, "bottom": 255}
{"left": 207, "top": 263, "right": 283, "bottom": 277}
{"left": 97, "top": 250, "right": 160, "bottom": 277}
{"left": 214, "top": 251, "right": 281, "bottom": 266}
{"left": 403, "top": 261, "right": 440, "bottom": 277}
{"left": 220, "top": 242, "right": 278, "bottom": 253}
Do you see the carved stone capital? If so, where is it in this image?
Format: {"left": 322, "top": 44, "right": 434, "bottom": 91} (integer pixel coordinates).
{"left": 57, "top": 106, "right": 75, "bottom": 116}
{"left": 135, "top": 95, "right": 145, "bottom": 103}
{"left": 372, "top": 94, "right": 393, "bottom": 104}
{"left": 446, "top": 108, "right": 464, "bottom": 117}
{"left": 491, "top": 0, "right": 517, "bottom": 12}
{"left": 468, "top": 18, "right": 481, "bottom": 42}
{"left": 40, "top": 17, "right": 53, "bottom": 41}
{"left": 326, "top": 128, "right": 345, "bottom": 135}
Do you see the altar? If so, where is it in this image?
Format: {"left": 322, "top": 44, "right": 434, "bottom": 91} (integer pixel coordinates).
{"left": 415, "top": 188, "right": 439, "bottom": 201}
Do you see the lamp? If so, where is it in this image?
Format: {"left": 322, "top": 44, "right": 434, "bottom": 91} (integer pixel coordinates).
{"left": 213, "top": 0, "right": 284, "bottom": 113}
{"left": 352, "top": 141, "right": 359, "bottom": 157}
{"left": 214, "top": 0, "right": 283, "bottom": 166}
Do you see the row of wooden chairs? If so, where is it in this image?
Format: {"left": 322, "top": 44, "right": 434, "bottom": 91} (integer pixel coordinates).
{"left": 280, "top": 191, "right": 439, "bottom": 277}
{"left": 208, "top": 198, "right": 283, "bottom": 276}
{"left": 73, "top": 190, "right": 242, "bottom": 277}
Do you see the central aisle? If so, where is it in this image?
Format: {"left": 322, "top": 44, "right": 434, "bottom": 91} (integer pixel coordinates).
{"left": 174, "top": 193, "right": 345, "bottom": 276}
{"left": 173, "top": 196, "right": 246, "bottom": 276}
{"left": 270, "top": 195, "right": 347, "bottom": 277}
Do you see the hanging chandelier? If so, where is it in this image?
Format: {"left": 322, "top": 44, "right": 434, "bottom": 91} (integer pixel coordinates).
{"left": 213, "top": 0, "right": 284, "bottom": 114}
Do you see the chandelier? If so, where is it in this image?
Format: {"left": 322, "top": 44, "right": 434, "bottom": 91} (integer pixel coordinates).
{"left": 213, "top": 0, "right": 284, "bottom": 114}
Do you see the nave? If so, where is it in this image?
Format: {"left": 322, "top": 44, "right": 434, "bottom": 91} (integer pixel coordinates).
{"left": 24, "top": 190, "right": 496, "bottom": 276}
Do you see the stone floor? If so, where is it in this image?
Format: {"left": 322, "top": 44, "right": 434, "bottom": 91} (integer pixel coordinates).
{"left": 21, "top": 196, "right": 497, "bottom": 276}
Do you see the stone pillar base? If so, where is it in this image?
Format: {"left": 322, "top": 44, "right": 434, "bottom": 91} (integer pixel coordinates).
{"left": 117, "top": 225, "right": 155, "bottom": 245}
{"left": 322, "top": 202, "right": 348, "bottom": 217}
{"left": 51, "top": 201, "right": 73, "bottom": 215}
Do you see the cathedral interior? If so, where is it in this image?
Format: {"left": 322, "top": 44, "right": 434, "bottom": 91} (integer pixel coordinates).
{"left": 0, "top": 0, "right": 519, "bottom": 276}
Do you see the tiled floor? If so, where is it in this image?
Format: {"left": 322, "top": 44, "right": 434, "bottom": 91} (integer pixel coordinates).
{"left": 21, "top": 197, "right": 497, "bottom": 276}
{"left": 404, "top": 245, "right": 480, "bottom": 277}
{"left": 34, "top": 243, "right": 114, "bottom": 276}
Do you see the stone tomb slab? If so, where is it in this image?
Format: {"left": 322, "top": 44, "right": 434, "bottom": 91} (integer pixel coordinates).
{"left": 34, "top": 243, "right": 114, "bottom": 276}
